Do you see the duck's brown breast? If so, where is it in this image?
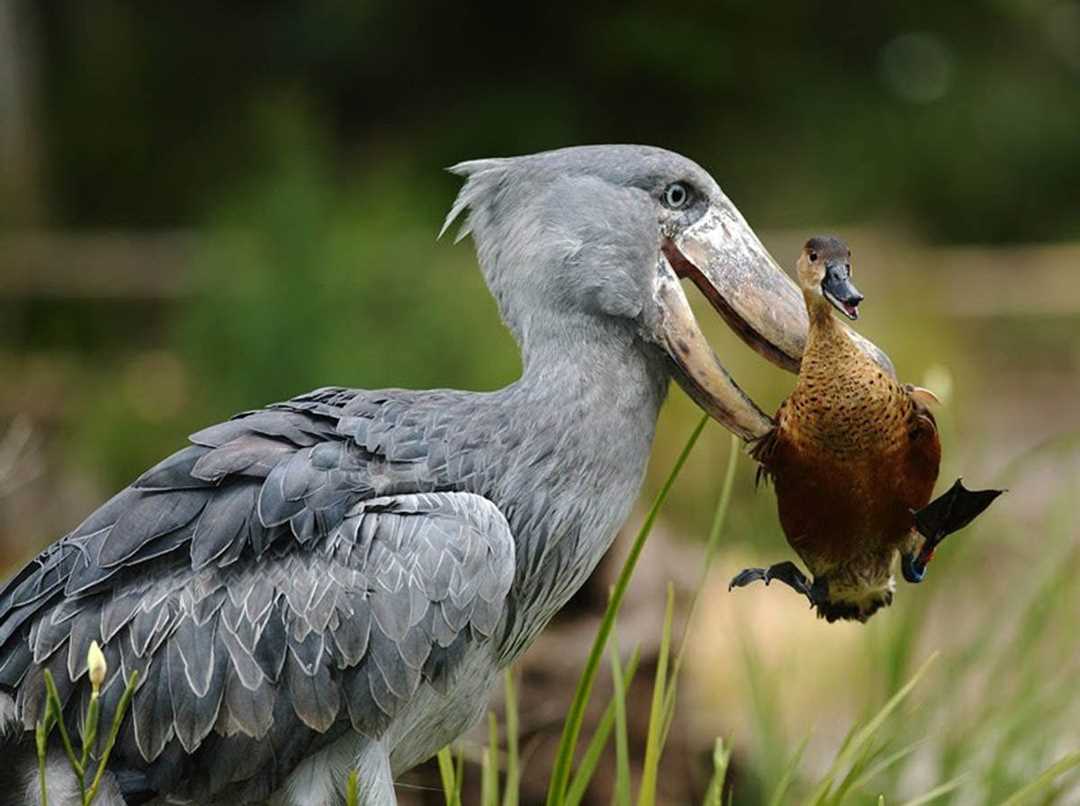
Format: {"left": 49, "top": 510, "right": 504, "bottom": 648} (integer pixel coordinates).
{"left": 760, "top": 315, "right": 940, "bottom": 573}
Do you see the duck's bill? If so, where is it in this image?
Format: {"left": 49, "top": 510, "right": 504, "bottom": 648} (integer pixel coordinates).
{"left": 654, "top": 202, "right": 892, "bottom": 441}
{"left": 822, "top": 261, "right": 863, "bottom": 321}
{"left": 824, "top": 291, "right": 861, "bottom": 321}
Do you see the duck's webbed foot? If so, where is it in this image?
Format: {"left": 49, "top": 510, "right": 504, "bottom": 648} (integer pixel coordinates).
{"left": 902, "top": 478, "right": 1004, "bottom": 583}
{"left": 729, "top": 561, "right": 819, "bottom": 607}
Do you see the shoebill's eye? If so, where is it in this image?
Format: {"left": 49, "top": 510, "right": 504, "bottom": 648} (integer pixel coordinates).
{"left": 663, "top": 182, "right": 690, "bottom": 210}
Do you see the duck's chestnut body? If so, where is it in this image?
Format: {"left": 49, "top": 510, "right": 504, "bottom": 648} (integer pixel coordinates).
{"left": 735, "top": 236, "right": 1001, "bottom": 622}
{"left": 752, "top": 289, "right": 940, "bottom": 620}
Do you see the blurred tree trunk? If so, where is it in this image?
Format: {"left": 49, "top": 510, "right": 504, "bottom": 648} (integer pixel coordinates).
{"left": 0, "top": 0, "right": 44, "bottom": 227}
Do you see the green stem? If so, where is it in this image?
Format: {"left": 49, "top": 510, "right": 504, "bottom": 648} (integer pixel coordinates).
{"left": 43, "top": 670, "right": 84, "bottom": 781}
{"left": 80, "top": 693, "right": 101, "bottom": 781}
{"left": 544, "top": 415, "right": 708, "bottom": 806}
{"left": 636, "top": 585, "right": 675, "bottom": 806}
{"left": 502, "top": 669, "right": 520, "bottom": 806}
{"left": 660, "top": 432, "right": 739, "bottom": 749}
{"left": 36, "top": 720, "right": 50, "bottom": 806}
{"left": 85, "top": 670, "right": 138, "bottom": 804}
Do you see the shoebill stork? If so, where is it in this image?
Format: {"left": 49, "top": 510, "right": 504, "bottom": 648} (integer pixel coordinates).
{"left": 0, "top": 145, "right": 891, "bottom": 805}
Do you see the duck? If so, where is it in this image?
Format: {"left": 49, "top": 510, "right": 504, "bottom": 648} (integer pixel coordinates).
{"left": 729, "top": 236, "right": 1002, "bottom": 622}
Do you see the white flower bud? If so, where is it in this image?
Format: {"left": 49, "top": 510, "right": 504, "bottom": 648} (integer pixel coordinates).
{"left": 87, "top": 640, "right": 107, "bottom": 693}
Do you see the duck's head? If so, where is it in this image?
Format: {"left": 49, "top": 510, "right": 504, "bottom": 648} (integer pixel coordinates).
{"left": 796, "top": 236, "right": 863, "bottom": 321}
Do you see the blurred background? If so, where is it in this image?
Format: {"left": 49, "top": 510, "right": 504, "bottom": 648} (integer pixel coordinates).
{"left": 1, "top": 1, "right": 1078, "bottom": 803}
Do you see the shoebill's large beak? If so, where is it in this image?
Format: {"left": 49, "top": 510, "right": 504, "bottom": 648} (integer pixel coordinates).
{"left": 653, "top": 203, "right": 895, "bottom": 441}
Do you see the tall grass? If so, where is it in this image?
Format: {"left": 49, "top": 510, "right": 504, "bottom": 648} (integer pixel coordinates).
{"left": 432, "top": 424, "right": 1080, "bottom": 805}
{"left": 38, "top": 423, "right": 1080, "bottom": 804}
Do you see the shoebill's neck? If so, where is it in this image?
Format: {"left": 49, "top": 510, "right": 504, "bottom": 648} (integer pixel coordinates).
{"left": 487, "top": 316, "right": 670, "bottom": 659}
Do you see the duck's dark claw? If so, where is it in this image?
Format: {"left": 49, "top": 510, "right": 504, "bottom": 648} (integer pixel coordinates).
{"left": 729, "top": 561, "right": 816, "bottom": 605}
{"left": 906, "top": 479, "right": 1004, "bottom": 583}
{"left": 729, "top": 567, "right": 768, "bottom": 591}
{"left": 761, "top": 561, "right": 814, "bottom": 596}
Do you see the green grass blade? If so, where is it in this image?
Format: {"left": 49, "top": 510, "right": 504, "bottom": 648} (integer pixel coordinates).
{"left": 455, "top": 745, "right": 465, "bottom": 804}
{"left": 674, "top": 431, "right": 738, "bottom": 662}
{"left": 482, "top": 747, "right": 496, "bottom": 806}
{"left": 545, "top": 416, "right": 708, "bottom": 806}
{"left": 483, "top": 712, "right": 500, "bottom": 806}
{"left": 702, "top": 433, "right": 740, "bottom": 567}
{"left": 807, "top": 653, "right": 937, "bottom": 805}
{"left": 438, "top": 747, "right": 458, "bottom": 806}
{"left": 896, "top": 773, "right": 968, "bottom": 806}
{"left": 661, "top": 432, "right": 740, "bottom": 752}
{"left": 36, "top": 719, "right": 50, "bottom": 806}
{"left": 43, "top": 669, "right": 83, "bottom": 780}
{"left": 997, "top": 750, "right": 1080, "bottom": 806}
{"left": 564, "top": 648, "right": 642, "bottom": 806}
{"left": 702, "top": 738, "right": 732, "bottom": 806}
{"left": 502, "top": 669, "right": 520, "bottom": 806}
{"left": 828, "top": 739, "right": 893, "bottom": 806}
{"left": 610, "top": 637, "right": 634, "bottom": 806}
{"left": 767, "top": 733, "right": 810, "bottom": 806}
{"left": 637, "top": 584, "right": 675, "bottom": 806}
{"left": 849, "top": 740, "right": 925, "bottom": 793}
{"left": 344, "top": 769, "right": 360, "bottom": 806}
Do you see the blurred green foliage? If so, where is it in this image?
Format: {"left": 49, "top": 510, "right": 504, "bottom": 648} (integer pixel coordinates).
{"left": 2, "top": 0, "right": 1077, "bottom": 495}
{"left": 23, "top": 1, "right": 1080, "bottom": 242}
{"left": 0, "top": 5, "right": 1077, "bottom": 802}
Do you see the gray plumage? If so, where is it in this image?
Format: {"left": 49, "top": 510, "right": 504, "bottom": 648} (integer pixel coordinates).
{"left": 0, "top": 145, "right": 787, "bottom": 805}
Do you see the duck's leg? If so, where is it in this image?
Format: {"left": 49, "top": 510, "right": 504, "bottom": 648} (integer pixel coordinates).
{"left": 902, "top": 479, "right": 1004, "bottom": 583}
{"left": 729, "top": 561, "right": 818, "bottom": 606}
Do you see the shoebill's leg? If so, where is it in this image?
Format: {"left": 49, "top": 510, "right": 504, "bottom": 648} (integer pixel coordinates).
{"left": 354, "top": 740, "right": 396, "bottom": 806}
{"left": 280, "top": 737, "right": 395, "bottom": 806}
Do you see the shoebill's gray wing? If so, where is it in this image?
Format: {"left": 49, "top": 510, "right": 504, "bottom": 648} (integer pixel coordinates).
{"left": 0, "top": 389, "right": 514, "bottom": 802}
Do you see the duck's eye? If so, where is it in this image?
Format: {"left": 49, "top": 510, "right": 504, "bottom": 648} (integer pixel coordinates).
{"left": 663, "top": 182, "right": 690, "bottom": 209}
{"left": 809, "top": 251, "right": 819, "bottom": 262}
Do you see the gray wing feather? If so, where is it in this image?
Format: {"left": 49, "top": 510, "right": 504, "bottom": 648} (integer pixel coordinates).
{"left": 0, "top": 389, "right": 515, "bottom": 800}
